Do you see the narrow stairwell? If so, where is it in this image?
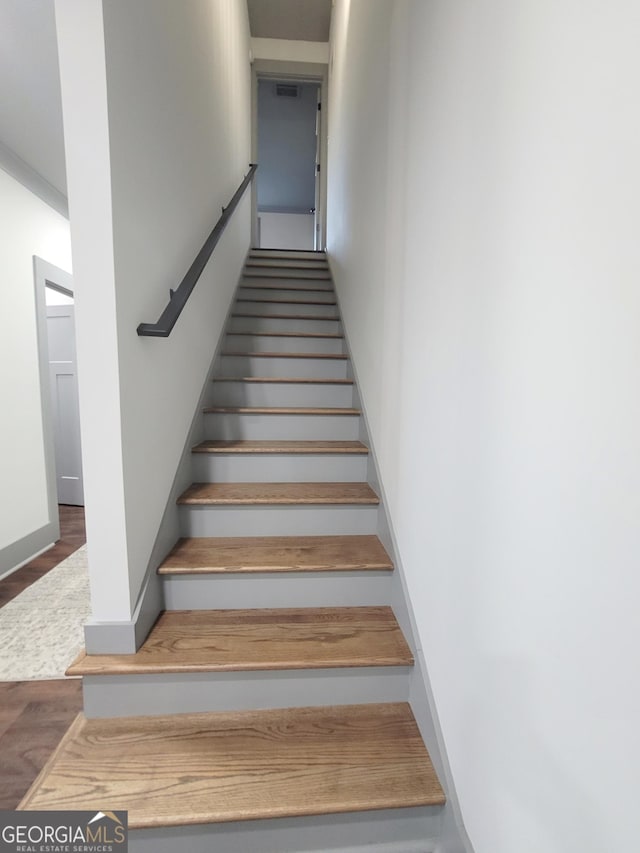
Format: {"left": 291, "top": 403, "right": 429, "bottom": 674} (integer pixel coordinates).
{"left": 21, "top": 250, "right": 446, "bottom": 852}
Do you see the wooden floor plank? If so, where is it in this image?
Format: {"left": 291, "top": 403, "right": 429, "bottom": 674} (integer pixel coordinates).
{"left": 177, "top": 482, "right": 379, "bottom": 506}
{"left": 158, "top": 534, "right": 394, "bottom": 574}
{"left": 19, "top": 703, "right": 445, "bottom": 827}
{"left": 192, "top": 440, "right": 368, "bottom": 455}
{"left": 0, "top": 506, "right": 86, "bottom": 609}
{"left": 67, "top": 606, "right": 413, "bottom": 676}
{"left": 0, "top": 680, "right": 83, "bottom": 810}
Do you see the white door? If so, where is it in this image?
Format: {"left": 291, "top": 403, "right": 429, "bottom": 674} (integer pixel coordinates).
{"left": 46, "top": 305, "right": 84, "bottom": 505}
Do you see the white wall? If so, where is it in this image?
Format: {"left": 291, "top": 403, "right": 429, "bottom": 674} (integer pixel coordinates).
{"left": 259, "top": 212, "right": 314, "bottom": 250}
{"left": 328, "top": 2, "right": 640, "bottom": 852}
{"left": 55, "top": 0, "right": 252, "bottom": 621}
{"left": 0, "top": 167, "right": 71, "bottom": 567}
{"left": 251, "top": 37, "right": 329, "bottom": 64}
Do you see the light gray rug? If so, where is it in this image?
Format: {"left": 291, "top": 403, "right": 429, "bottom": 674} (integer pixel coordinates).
{"left": 0, "top": 545, "right": 90, "bottom": 681}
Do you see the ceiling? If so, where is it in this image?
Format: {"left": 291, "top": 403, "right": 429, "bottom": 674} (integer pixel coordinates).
{"left": 0, "top": 0, "right": 66, "bottom": 195}
{"left": 247, "top": 0, "right": 331, "bottom": 42}
{"left": 0, "top": 0, "right": 332, "bottom": 205}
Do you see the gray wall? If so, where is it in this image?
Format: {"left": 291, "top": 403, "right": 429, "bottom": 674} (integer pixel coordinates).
{"left": 257, "top": 80, "right": 317, "bottom": 213}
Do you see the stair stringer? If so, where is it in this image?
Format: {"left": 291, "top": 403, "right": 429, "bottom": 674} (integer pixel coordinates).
{"left": 83, "top": 261, "right": 248, "bottom": 655}
{"left": 340, "top": 321, "right": 473, "bottom": 853}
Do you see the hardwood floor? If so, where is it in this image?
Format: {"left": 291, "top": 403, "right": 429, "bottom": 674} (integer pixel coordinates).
{"left": 0, "top": 505, "right": 86, "bottom": 609}
{"left": 0, "top": 680, "right": 83, "bottom": 810}
{"left": 0, "top": 506, "right": 86, "bottom": 809}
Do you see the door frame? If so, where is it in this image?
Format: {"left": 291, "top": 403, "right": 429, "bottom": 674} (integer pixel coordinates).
{"left": 251, "top": 59, "right": 329, "bottom": 250}
{"left": 34, "top": 256, "right": 74, "bottom": 528}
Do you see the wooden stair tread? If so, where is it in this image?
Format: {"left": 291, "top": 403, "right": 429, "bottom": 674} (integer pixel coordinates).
{"left": 243, "top": 271, "right": 332, "bottom": 280}
{"left": 236, "top": 298, "right": 337, "bottom": 305}
{"left": 232, "top": 312, "right": 339, "bottom": 320}
{"left": 177, "top": 482, "right": 380, "bottom": 506}
{"left": 193, "top": 440, "right": 368, "bottom": 454}
{"left": 221, "top": 351, "right": 347, "bottom": 359}
{"left": 67, "top": 606, "right": 413, "bottom": 676}
{"left": 203, "top": 406, "right": 360, "bottom": 414}
{"left": 240, "top": 283, "right": 333, "bottom": 292}
{"left": 246, "top": 259, "right": 329, "bottom": 264}
{"left": 226, "top": 331, "right": 343, "bottom": 339}
{"left": 20, "top": 703, "right": 444, "bottom": 827}
{"left": 250, "top": 248, "right": 326, "bottom": 255}
{"left": 212, "top": 377, "right": 354, "bottom": 384}
{"left": 244, "top": 265, "right": 330, "bottom": 272}
{"left": 158, "top": 534, "right": 394, "bottom": 574}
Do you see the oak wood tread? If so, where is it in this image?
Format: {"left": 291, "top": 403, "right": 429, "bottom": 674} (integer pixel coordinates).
{"left": 221, "top": 351, "right": 348, "bottom": 359}
{"left": 67, "top": 606, "right": 413, "bottom": 676}
{"left": 203, "top": 406, "right": 360, "bottom": 414}
{"left": 193, "top": 440, "right": 368, "bottom": 454}
{"left": 243, "top": 271, "right": 332, "bottom": 280}
{"left": 250, "top": 248, "right": 326, "bottom": 254}
{"left": 232, "top": 313, "right": 339, "bottom": 321}
{"left": 239, "top": 283, "right": 334, "bottom": 292}
{"left": 244, "top": 266, "right": 331, "bottom": 272}
{"left": 211, "top": 377, "right": 354, "bottom": 384}
{"left": 177, "top": 482, "right": 380, "bottom": 506}
{"left": 236, "top": 298, "right": 337, "bottom": 305}
{"left": 226, "top": 331, "right": 343, "bottom": 339}
{"left": 19, "top": 703, "right": 445, "bottom": 827}
{"left": 158, "top": 534, "right": 394, "bottom": 574}
{"left": 249, "top": 257, "right": 327, "bottom": 264}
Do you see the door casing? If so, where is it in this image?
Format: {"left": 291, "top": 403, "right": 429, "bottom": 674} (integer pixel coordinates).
{"left": 251, "top": 59, "right": 328, "bottom": 251}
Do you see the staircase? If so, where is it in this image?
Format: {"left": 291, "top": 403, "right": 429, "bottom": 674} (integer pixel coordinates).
{"left": 21, "top": 250, "right": 446, "bottom": 852}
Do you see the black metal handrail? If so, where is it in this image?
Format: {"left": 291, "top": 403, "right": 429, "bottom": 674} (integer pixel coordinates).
{"left": 137, "top": 163, "right": 257, "bottom": 337}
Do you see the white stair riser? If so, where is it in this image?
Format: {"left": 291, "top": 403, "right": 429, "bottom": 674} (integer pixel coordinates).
{"left": 218, "top": 355, "right": 348, "bottom": 379}
{"left": 192, "top": 453, "right": 369, "bottom": 483}
{"left": 81, "top": 667, "right": 409, "bottom": 718}
{"left": 250, "top": 250, "right": 326, "bottom": 261}
{"left": 179, "top": 504, "right": 379, "bottom": 537}
{"left": 218, "top": 353, "right": 347, "bottom": 379}
{"left": 229, "top": 316, "right": 341, "bottom": 334}
{"left": 129, "top": 808, "right": 442, "bottom": 853}
{"left": 163, "top": 569, "right": 392, "bottom": 609}
{"left": 235, "top": 301, "right": 338, "bottom": 317}
{"left": 204, "top": 412, "right": 360, "bottom": 440}
{"left": 239, "top": 287, "right": 334, "bottom": 302}
{"left": 210, "top": 381, "right": 354, "bottom": 408}
{"left": 224, "top": 334, "right": 345, "bottom": 354}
